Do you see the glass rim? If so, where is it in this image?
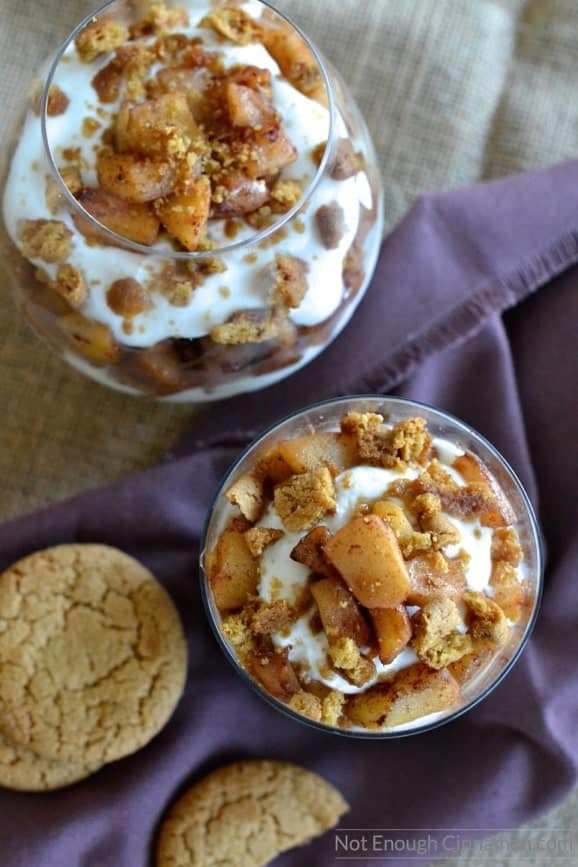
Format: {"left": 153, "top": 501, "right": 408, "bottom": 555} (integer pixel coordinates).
{"left": 199, "top": 393, "right": 545, "bottom": 740}
{"left": 40, "top": 0, "right": 337, "bottom": 259}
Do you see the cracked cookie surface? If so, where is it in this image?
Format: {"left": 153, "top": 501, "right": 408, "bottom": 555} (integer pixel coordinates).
{"left": 0, "top": 730, "right": 98, "bottom": 792}
{"left": 0, "top": 544, "right": 187, "bottom": 765}
{"left": 156, "top": 760, "right": 348, "bottom": 867}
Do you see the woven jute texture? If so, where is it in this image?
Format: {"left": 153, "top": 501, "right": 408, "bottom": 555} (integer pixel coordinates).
{"left": 1, "top": 0, "right": 578, "bottom": 520}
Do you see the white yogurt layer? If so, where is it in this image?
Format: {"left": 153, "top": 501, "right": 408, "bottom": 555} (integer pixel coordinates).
{"left": 2, "top": 0, "right": 369, "bottom": 349}
{"left": 257, "top": 435, "right": 498, "bottom": 705}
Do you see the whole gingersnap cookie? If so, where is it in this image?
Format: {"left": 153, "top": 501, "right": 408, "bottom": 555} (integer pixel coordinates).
{"left": 156, "top": 760, "right": 349, "bottom": 867}
{"left": 0, "top": 730, "right": 99, "bottom": 792}
{"left": 0, "top": 544, "right": 187, "bottom": 765}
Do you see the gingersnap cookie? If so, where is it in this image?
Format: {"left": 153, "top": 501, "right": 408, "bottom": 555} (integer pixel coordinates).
{"left": 0, "top": 730, "right": 98, "bottom": 792}
{"left": 156, "top": 760, "right": 349, "bottom": 867}
{"left": 0, "top": 544, "right": 187, "bottom": 765}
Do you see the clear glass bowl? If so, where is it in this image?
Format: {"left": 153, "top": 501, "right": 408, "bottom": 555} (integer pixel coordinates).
{"left": 200, "top": 395, "right": 543, "bottom": 738}
{"left": 0, "top": 0, "right": 383, "bottom": 402}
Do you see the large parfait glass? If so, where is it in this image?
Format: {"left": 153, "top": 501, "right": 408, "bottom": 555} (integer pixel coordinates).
{"left": 0, "top": 0, "right": 383, "bottom": 401}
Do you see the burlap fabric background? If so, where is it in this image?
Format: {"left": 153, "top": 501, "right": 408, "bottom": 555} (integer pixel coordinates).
{"left": 0, "top": 0, "right": 576, "bottom": 859}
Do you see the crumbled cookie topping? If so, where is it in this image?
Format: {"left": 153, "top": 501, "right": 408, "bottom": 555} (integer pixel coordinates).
{"left": 341, "top": 413, "right": 433, "bottom": 469}
{"left": 75, "top": 19, "right": 130, "bottom": 63}
{"left": 54, "top": 264, "right": 88, "bottom": 308}
{"left": 274, "top": 468, "right": 336, "bottom": 532}
{"left": 269, "top": 255, "right": 309, "bottom": 309}
{"left": 33, "top": 84, "right": 70, "bottom": 117}
{"left": 411, "top": 599, "right": 472, "bottom": 670}
{"left": 19, "top": 219, "right": 73, "bottom": 263}
{"left": 225, "top": 473, "right": 265, "bottom": 522}
{"left": 211, "top": 309, "right": 281, "bottom": 345}
{"left": 200, "top": 6, "right": 263, "bottom": 45}
{"left": 244, "top": 527, "right": 284, "bottom": 557}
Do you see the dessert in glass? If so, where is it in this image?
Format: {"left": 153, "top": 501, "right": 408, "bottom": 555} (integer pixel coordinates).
{"left": 0, "top": 0, "right": 383, "bottom": 401}
{"left": 200, "top": 396, "right": 543, "bottom": 737}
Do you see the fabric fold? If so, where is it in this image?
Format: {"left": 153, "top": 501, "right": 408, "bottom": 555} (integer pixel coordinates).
{"left": 0, "top": 161, "right": 577, "bottom": 867}
{"left": 183, "top": 160, "right": 578, "bottom": 451}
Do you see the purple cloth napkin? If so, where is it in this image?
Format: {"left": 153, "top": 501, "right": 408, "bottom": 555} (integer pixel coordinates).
{"left": 1, "top": 161, "right": 577, "bottom": 867}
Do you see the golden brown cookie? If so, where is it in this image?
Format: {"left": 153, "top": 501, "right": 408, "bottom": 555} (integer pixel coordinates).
{"left": 156, "top": 760, "right": 349, "bottom": 867}
{"left": 0, "top": 544, "right": 187, "bottom": 765}
{"left": 0, "top": 731, "right": 98, "bottom": 792}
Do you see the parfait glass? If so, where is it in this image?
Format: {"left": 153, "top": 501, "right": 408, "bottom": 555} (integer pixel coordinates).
{"left": 0, "top": 0, "right": 384, "bottom": 401}
{"left": 200, "top": 396, "right": 543, "bottom": 737}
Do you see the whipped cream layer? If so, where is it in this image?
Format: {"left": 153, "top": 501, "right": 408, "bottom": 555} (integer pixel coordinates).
{"left": 257, "top": 437, "right": 496, "bottom": 705}
{"left": 3, "top": 1, "right": 368, "bottom": 349}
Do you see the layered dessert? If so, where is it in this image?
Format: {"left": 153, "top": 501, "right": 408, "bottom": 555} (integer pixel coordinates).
{"left": 2, "top": 0, "right": 382, "bottom": 400}
{"left": 206, "top": 411, "right": 530, "bottom": 732}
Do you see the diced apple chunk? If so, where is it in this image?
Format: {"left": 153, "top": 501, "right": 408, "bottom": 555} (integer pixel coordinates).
{"left": 325, "top": 515, "right": 410, "bottom": 608}
{"left": 489, "top": 561, "right": 527, "bottom": 622}
{"left": 58, "top": 313, "right": 120, "bottom": 364}
{"left": 249, "top": 648, "right": 300, "bottom": 700}
{"left": 311, "top": 577, "right": 371, "bottom": 648}
{"left": 211, "top": 172, "right": 269, "bottom": 218}
{"left": 370, "top": 606, "right": 412, "bottom": 664}
{"left": 76, "top": 188, "right": 160, "bottom": 245}
{"left": 491, "top": 528, "right": 523, "bottom": 565}
{"left": 405, "top": 551, "right": 467, "bottom": 606}
{"left": 448, "top": 641, "right": 495, "bottom": 686}
{"left": 114, "top": 100, "right": 131, "bottom": 152}
{"left": 346, "top": 664, "right": 460, "bottom": 729}
{"left": 263, "top": 25, "right": 326, "bottom": 104}
{"left": 119, "top": 94, "right": 198, "bottom": 158}
{"left": 209, "top": 526, "right": 259, "bottom": 612}
{"left": 155, "top": 65, "right": 210, "bottom": 121}
{"left": 277, "top": 432, "right": 357, "bottom": 476}
{"left": 290, "top": 526, "right": 336, "bottom": 578}
{"left": 227, "top": 82, "right": 277, "bottom": 129}
{"left": 136, "top": 342, "right": 184, "bottom": 394}
{"left": 372, "top": 500, "right": 414, "bottom": 545}
{"left": 453, "top": 452, "right": 516, "bottom": 528}
{"left": 97, "top": 152, "right": 175, "bottom": 203}
{"left": 155, "top": 176, "right": 210, "bottom": 251}
{"left": 254, "top": 444, "right": 293, "bottom": 485}
{"left": 244, "top": 127, "right": 297, "bottom": 178}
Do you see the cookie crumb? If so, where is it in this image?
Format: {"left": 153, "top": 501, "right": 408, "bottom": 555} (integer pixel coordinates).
{"left": 251, "top": 600, "right": 295, "bottom": 635}
{"left": 200, "top": 7, "right": 262, "bottom": 45}
{"left": 244, "top": 527, "right": 284, "bottom": 557}
{"left": 274, "top": 468, "right": 336, "bottom": 532}
{"left": 322, "top": 690, "right": 345, "bottom": 726}
{"left": 75, "top": 19, "right": 129, "bottom": 62}
{"left": 226, "top": 473, "right": 265, "bottom": 522}
{"left": 289, "top": 690, "right": 322, "bottom": 721}
{"left": 463, "top": 590, "right": 510, "bottom": 646}
{"left": 270, "top": 254, "right": 309, "bottom": 309}
{"left": 211, "top": 309, "right": 280, "bottom": 345}
{"left": 54, "top": 264, "right": 88, "bottom": 308}
{"left": 19, "top": 219, "right": 72, "bottom": 263}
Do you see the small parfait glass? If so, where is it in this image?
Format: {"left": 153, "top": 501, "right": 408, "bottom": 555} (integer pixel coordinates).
{"left": 200, "top": 395, "right": 543, "bottom": 737}
{"left": 0, "top": 0, "right": 384, "bottom": 402}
